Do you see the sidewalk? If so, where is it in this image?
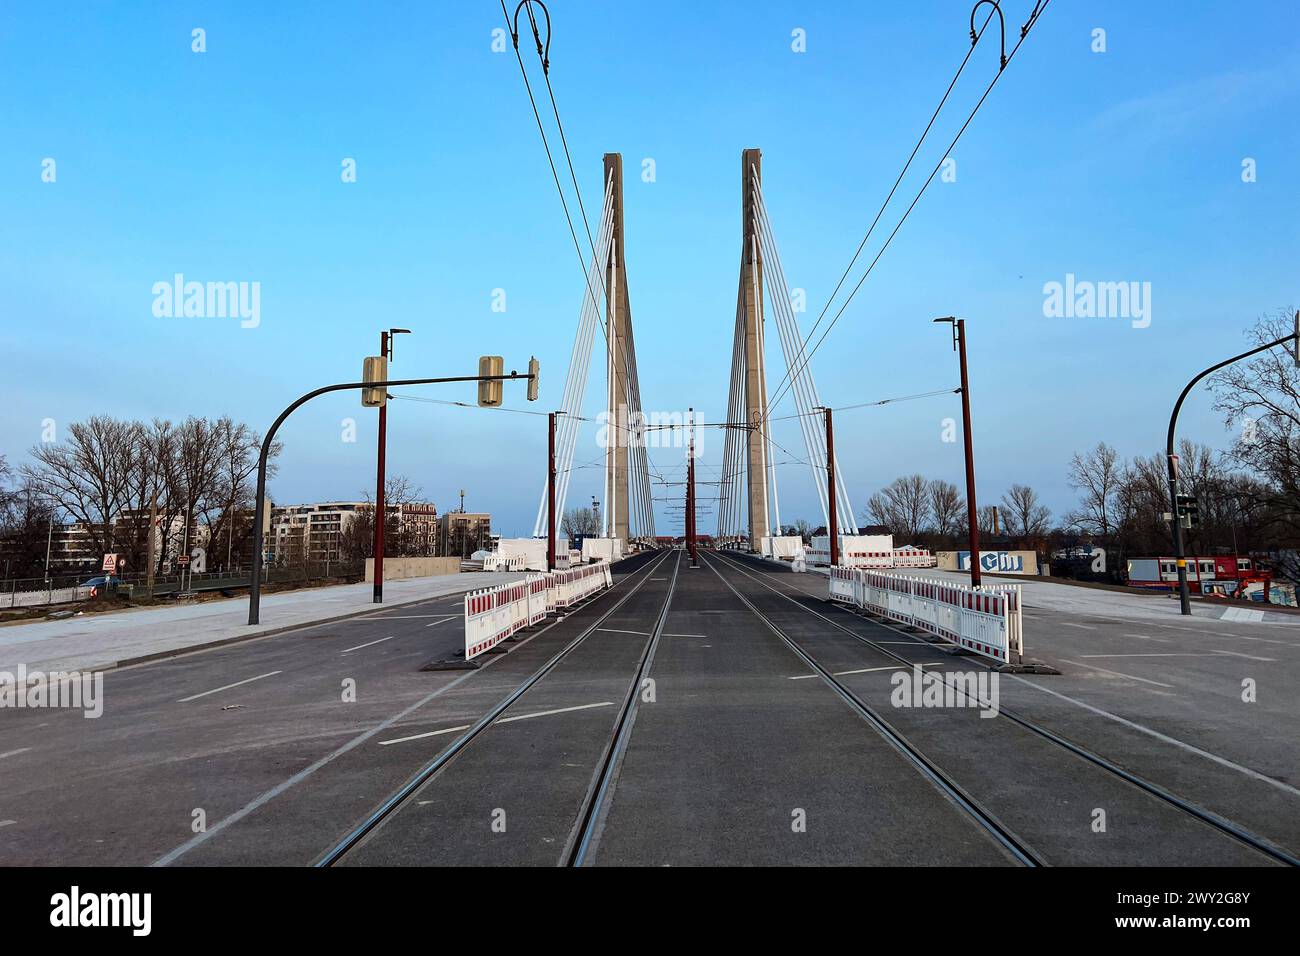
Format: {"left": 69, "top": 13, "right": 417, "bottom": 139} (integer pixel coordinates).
{"left": 0, "top": 572, "right": 522, "bottom": 674}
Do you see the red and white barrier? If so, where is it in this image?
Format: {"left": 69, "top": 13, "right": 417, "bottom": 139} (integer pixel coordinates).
{"left": 484, "top": 553, "right": 527, "bottom": 572}
{"left": 829, "top": 567, "right": 1023, "bottom": 665}
{"left": 464, "top": 562, "right": 614, "bottom": 661}
{"left": 891, "top": 547, "right": 937, "bottom": 568}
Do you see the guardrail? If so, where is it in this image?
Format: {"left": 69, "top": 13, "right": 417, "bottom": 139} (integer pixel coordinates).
{"left": 829, "top": 566, "right": 1023, "bottom": 665}
{"left": 464, "top": 561, "right": 612, "bottom": 661}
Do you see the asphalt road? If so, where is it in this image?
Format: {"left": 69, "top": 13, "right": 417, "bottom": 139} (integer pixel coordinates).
{"left": 0, "top": 551, "right": 662, "bottom": 865}
{"left": 0, "top": 547, "right": 1293, "bottom": 866}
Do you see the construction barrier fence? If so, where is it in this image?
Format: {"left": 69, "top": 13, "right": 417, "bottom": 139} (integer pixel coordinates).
{"left": 464, "top": 561, "right": 613, "bottom": 661}
{"left": 829, "top": 566, "right": 1023, "bottom": 665}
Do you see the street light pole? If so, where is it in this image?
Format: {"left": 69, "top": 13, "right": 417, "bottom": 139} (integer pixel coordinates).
{"left": 935, "top": 317, "right": 982, "bottom": 586}
{"left": 547, "top": 411, "right": 559, "bottom": 571}
{"left": 814, "top": 406, "right": 838, "bottom": 567}
{"left": 1165, "top": 318, "right": 1300, "bottom": 615}
{"left": 247, "top": 370, "right": 530, "bottom": 625}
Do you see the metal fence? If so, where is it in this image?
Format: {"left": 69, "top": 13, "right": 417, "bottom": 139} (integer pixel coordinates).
{"left": 1, "top": 561, "right": 365, "bottom": 609}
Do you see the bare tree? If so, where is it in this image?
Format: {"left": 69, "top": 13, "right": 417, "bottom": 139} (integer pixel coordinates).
{"left": 1066, "top": 442, "right": 1120, "bottom": 537}
{"left": 24, "top": 416, "right": 137, "bottom": 558}
{"left": 865, "top": 475, "right": 931, "bottom": 542}
{"left": 927, "top": 479, "right": 964, "bottom": 542}
{"left": 561, "top": 507, "right": 600, "bottom": 538}
{"left": 1001, "top": 484, "right": 1051, "bottom": 538}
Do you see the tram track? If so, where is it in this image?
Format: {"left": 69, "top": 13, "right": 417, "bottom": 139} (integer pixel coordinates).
{"left": 700, "top": 550, "right": 1043, "bottom": 867}
{"left": 315, "top": 548, "right": 675, "bottom": 866}
{"left": 708, "top": 550, "right": 1300, "bottom": 867}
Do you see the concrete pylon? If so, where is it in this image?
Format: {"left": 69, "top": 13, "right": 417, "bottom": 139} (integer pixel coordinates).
{"left": 603, "top": 153, "right": 631, "bottom": 544}
{"left": 742, "top": 148, "right": 770, "bottom": 551}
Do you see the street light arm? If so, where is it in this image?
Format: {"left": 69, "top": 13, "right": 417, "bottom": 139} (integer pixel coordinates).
{"left": 1165, "top": 330, "right": 1297, "bottom": 616}
{"left": 1166, "top": 333, "right": 1295, "bottom": 461}
{"left": 248, "top": 372, "right": 527, "bottom": 624}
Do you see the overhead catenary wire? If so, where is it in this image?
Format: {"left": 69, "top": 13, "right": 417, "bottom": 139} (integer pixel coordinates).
{"left": 505, "top": 0, "right": 655, "bottom": 542}
{"left": 761, "top": 0, "right": 1053, "bottom": 425}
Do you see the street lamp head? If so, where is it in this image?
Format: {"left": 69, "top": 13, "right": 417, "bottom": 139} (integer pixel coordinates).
{"left": 385, "top": 328, "right": 412, "bottom": 362}
{"left": 933, "top": 316, "right": 959, "bottom": 350}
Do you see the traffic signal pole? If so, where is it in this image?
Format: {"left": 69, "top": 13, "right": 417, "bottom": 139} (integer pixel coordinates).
{"left": 1166, "top": 317, "right": 1300, "bottom": 615}
{"left": 373, "top": 332, "right": 388, "bottom": 604}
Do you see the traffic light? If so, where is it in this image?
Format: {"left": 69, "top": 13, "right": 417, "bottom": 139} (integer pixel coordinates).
{"left": 527, "top": 356, "right": 540, "bottom": 402}
{"left": 478, "top": 355, "right": 504, "bottom": 407}
{"left": 362, "top": 356, "right": 387, "bottom": 407}
{"left": 1175, "top": 494, "right": 1200, "bottom": 529}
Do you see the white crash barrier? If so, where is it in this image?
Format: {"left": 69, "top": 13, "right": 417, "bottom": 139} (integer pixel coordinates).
{"left": 892, "top": 547, "right": 937, "bottom": 568}
{"left": 809, "top": 534, "right": 895, "bottom": 568}
{"left": 464, "top": 561, "right": 614, "bottom": 661}
{"left": 554, "top": 549, "right": 582, "bottom": 570}
{"left": 829, "top": 568, "right": 1023, "bottom": 665}
{"left": 483, "top": 552, "right": 527, "bottom": 572}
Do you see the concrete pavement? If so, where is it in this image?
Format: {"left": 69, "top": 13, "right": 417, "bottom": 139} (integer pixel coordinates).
{"left": 0, "top": 570, "right": 524, "bottom": 674}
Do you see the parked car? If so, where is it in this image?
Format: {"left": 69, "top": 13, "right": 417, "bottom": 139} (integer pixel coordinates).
{"left": 79, "top": 575, "right": 124, "bottom": 598}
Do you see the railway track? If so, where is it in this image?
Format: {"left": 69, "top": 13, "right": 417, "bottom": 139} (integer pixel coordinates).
{"left": 707, "top": 550, "right": 1300, "bottom": 867}
{"left": 315, "top": 548, "right": 680, "bottom": 867}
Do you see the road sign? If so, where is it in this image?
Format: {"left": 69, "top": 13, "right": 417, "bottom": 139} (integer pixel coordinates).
{"left": 177, "top": 554, "right": 191, "bottom": 567}
{"left": 102, "top": 554, "right": 118, "bottom": 573}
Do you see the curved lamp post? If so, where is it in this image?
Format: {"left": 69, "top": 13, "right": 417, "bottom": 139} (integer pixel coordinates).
{"left": 248, "top": 371, "right": 531, "bottom": 624}
{"left": 1166, "top": 316, "right": 1299, "bottom": 615}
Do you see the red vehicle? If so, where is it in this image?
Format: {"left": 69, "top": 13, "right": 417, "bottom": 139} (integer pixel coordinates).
{"left": 1125, "top": 556, "right": 1270, "bottom": 599}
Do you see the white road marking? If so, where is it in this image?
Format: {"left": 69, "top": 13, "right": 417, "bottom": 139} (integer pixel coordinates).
{"left": 872, "top": 640, "right": 954, "bottom": 646}
{"left": 1080, "top": 653, "right": 1207, "bottom": 658}
{"left": 152, "top": 618, "right": 541, "bottom": 866}
{"left": 1058, "top": 660, "right": 1174, "bottom": 688}
{"left": 0, "top": 820, "right": 15, "bottom": 829}
{"left": 1061, "top": 622, "right": 1096, "bottom": 630}
{"left": 598, "top": 628, "right": 650, "bottom": 636}
{"left": 371, "top": 614, "right": 454, "bottom": 620}
{"left": 341, "top": 635, "right": 397, "bottom": 653}
{"left": 788, "top": 663, "right": 943, "bottom": 681}
{"left": 1123, "top": 633, "right": 1170, "bottom": 642}
{"left": 378, "top": 701, "right": 616, "bottom": 746}
{"left": 424, "top": 616, "right": 458, "bottom": 628}
{"left": 497, "top": 701, "right": 614, "bottom": 724}
{"left": 176, "top": 671, "right": 282, "bottom": 703}
{"left": 1209, "top": 649, "right": 1277, "bottom": 662}
{"left": 664, "top": 633, "right": 708, "bottom": 638}
{"left": 1014, "top": 677, "right": 1300, "bottom": 799}
{"left": 0, "top": 748, "right": 32, "bottom": 761}
{"left": 378, "top": 724, "right": 472, "bottom": 746}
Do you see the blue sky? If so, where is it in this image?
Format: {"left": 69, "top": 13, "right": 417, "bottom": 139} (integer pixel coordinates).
{"left": 1, "top": 1, "right": 1298, "bottom": 537}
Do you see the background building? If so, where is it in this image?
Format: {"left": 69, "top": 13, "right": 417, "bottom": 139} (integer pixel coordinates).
{"left": 438, "top": 511, "right": 491, "bottom": 559}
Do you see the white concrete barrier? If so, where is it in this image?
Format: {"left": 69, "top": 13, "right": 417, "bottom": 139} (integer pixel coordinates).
{"left": 830, "top": 567, "right": 1023, "bottom": 665}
